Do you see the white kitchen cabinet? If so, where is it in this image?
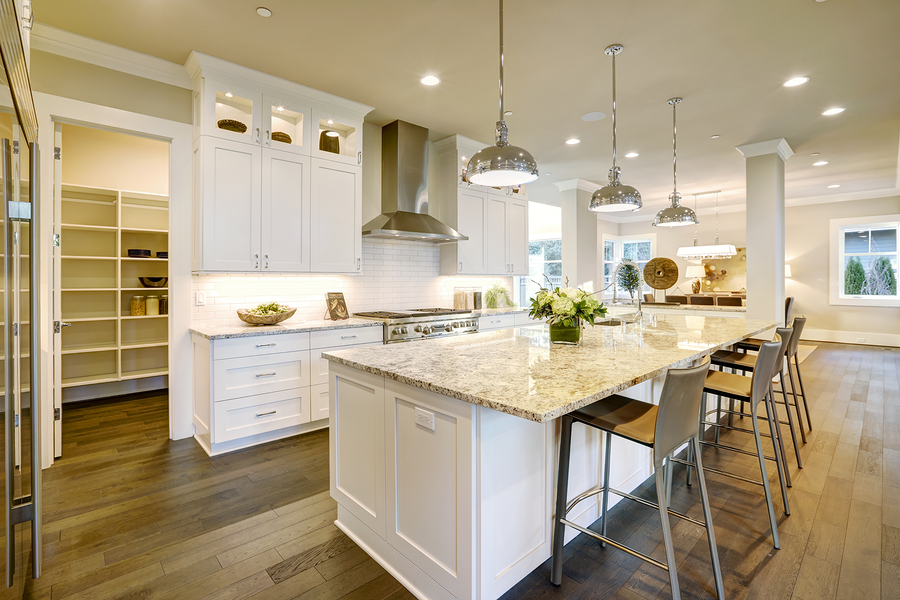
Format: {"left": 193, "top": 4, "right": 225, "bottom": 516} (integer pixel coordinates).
{"left": 486, "top": 193, "right": 528, "bottom": 276}
{"left": 507, "top": 198, "right": 528, "bottom": 275}
{"left": 194, "top": 77, "right": 262, "bottom": 145}
{"left": 262, "top": 150, "right": 311, "bottom": 272}
{"left": 263, "top": 94, "right": 312, "bottom": 155}
{"left": 196, "top": 136, "right": 262, "bottom": 272}
{"left": 310, "top": 158, "right": 362, "bottom": 273}
{"left": 479, "top": 313, "right": 517, "bottom": 331}
{"left": 311, "top": 109, "right": 363, "bottom": 166}
{"left": 439, "top": 188, "right": 488, "bottom": 275}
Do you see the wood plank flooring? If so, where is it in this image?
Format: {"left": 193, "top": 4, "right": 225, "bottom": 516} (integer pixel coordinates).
{"left": 7, "top": 342, "right": 897, "bottom": 600}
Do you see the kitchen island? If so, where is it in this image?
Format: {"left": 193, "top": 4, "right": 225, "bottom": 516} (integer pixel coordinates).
{"left": 324, "top": 315, "right": 773, "bottom": 600}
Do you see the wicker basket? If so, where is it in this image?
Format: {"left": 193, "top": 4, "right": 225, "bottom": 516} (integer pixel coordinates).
{"left": 217, "top": 119, "right": 248, "bottom": 134}
{"left": 236, "top": 307, "right": 297, "bottom": 325}
{"left": 272, "top": 131, "right": 292, "bottom": 144}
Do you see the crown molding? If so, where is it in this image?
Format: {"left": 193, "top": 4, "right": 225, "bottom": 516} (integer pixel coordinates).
{"left": 554, "top": 178, "right": 601, "bottom": 193}
{"left": 735, "top": 138, "right": 794, "bottom": 161}
{"left": 31, "top": 23, "right": 193, "bottom": 89}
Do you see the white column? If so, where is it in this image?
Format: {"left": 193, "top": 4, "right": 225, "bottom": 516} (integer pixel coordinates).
{"left": 736, "top": 139, "right": 793, "bottom": 327}
{"left": 556, "top": 179, "right": 599, "bottom": 292}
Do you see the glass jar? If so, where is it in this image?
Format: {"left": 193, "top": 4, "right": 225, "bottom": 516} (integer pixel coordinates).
{"left": 130, "top": 295, "right": 146, "bottom": 316}
{"left": 160, "top": 295, "right": 168, "bottom": 315}
{"left": 146, "top": 295, "right": 160, "bottom": 316}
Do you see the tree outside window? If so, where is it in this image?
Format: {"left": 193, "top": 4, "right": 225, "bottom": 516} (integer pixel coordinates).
{"left": 841, "top": 225, "right": 898, "bottom": 298}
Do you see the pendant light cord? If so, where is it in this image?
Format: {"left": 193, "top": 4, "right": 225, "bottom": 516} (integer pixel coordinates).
{"left": 715, "top": 190, "right": 720, "bottom": 245}
{"left": 672, "top": 100, "right": 677, "bottom": 194}
{"left": 611, "top": 51, "right": 617, "bottom": 169}
{"left": 498, "top": 0, "right": 504, "bottom": 122}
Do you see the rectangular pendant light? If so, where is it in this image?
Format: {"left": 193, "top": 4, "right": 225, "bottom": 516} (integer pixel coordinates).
{"left": 676, "top": 244, "right": 737, "bottom": 260}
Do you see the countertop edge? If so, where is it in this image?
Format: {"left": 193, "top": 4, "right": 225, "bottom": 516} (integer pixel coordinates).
{"left": 190, "top": 319, "right": 382, "bottom": 340}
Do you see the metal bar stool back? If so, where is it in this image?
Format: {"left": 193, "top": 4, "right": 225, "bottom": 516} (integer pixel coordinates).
{"left": 785, "top": 316, "right": 812, "bottom": 432}
{"left": 551, "top": 359, "right": 725, "bottom": 600}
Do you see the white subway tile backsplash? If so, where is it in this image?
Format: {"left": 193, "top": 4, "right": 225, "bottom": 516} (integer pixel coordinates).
{"left": 191, "top": 238, "right": 513, "bottom": 326}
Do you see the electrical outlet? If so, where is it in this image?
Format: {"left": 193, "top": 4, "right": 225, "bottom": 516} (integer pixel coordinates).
{"left": 195, "top": 291, "right": 205, "bottom": 306}
{"left": 414, "top": 407, "right": 435, "bottom": 431}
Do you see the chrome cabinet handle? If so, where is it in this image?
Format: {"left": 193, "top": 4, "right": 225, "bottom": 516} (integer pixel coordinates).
{"left": 357, "top": 258, "right": 361, "bottom": 270}
{"left": 255, "top": 254, "right": 259, "bottom": 269}
{"left": 265, "top": 254, "right": 269, "bottom": 269}
{"left": 60, "top": 322, "right": 72, "bottom": 327}
{"left": 341, "top": 335, "right": 357, "bottom": 339}
{"left": 358, "top": 151, "right": 362, "bottom": 165}
{"left": 256, "top": 372, "right": 276, "bottom": 378}
{"left": 256, "top": 343, "right": 276, "bottom": 348}
{"left": 256, "top": 410, "right": 276, "bottom": 417}
{"left": 491, "top": 320, "right": 501, "bottom": 324}
{"left": 266, "top": 130, "right": 270, "bottom": 145}
{"left": 459, "top": 262, "right": 463, "bottom": 272}
{"left": 256, "top": 128, "right": 260, "bottom": 143}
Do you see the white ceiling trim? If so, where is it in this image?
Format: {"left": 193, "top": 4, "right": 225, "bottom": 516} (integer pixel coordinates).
{"left": 31, "top": 22, "right": 193, "bottom": 89}
{"left": 735, "top": 138, "right": 794, "bottom": 162}
{"left": 553, "top": 178, "right": 601, "bottom": 193}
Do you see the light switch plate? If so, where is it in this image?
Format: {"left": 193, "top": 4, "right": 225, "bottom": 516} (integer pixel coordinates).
{"left": 415, "top": 407, "right": 435, "bottom": 431}
{"left": 195, "top": 291, "right": 205, "bottom": 306}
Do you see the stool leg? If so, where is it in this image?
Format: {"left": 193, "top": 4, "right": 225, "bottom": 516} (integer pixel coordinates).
{"left": 779, "top": 371, "right": 803, "bottom": 466}
{"left": 785, "top": 359, "right": 807, "bottom": 437}
{"left": 767, "top": 384, "right": 792, "bottom": 488}
{"left": 765, "top": 391, "right": 791, "bottom": 516}
{"left": 715, "top": 395, "right": 722, "bottom": 444}
{"left": 751, "top": 398, "right": 781, "bottom": 549}
{"left": 655, "top": 460, "right": 681, "bottom": 600}
{"left": 665, "top": 455, "right": 674, "bottom": 506}
{"left": 600, "top": 431, "right": 613, "bottom": 547}
{"left": 793, "top": 355, "right": 812, "bottom": 432}
{"left": 692, "top": 437, "right": 725, "bottom": 600}
{"left": 551, "top": 415, "right": 574, "bottom": 585}
{"left": 686, "top": 439, "right": 694, "bottom": 487}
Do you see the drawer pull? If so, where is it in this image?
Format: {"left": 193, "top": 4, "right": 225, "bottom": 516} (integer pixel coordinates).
{"left": 255, "top": 372, "right": 277, "bottom": 378}
{"left": 256, "top": 343, "right": 277, "bottom": 348}
{"left": 340, "top": 335, "right": 358, "bottom": 339}
{"left": 256, "top": 410, "right": 277, "bottom": 417}
{"left": 491, "top": 320, "right": 501, "bottom": 324}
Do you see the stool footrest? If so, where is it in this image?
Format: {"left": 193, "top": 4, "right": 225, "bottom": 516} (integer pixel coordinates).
{"left": 701, "top": 420, "right": 773, "bottom": 439}
{"left": 700, "top": 439, "right": 778, "bottom": 462}
{"left": 560, "top": 518, "right": 669, "bottom": 571}
{"left": 670, "top": 457, "right": 766, "bottom": 487}
{"left": 564, "top": 485, "right": 707, "bottom": 528}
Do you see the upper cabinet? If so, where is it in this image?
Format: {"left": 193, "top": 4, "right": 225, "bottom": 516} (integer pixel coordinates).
{"left": 435, "top": 136, "right": 530, "bottom": 276}
{"left": 186, "top": 52, "right": 373, "bottom": 273}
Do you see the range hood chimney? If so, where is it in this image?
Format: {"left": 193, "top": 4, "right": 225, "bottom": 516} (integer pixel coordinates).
{"left": 362, "top": 120, "right": 467, "bottom": 242}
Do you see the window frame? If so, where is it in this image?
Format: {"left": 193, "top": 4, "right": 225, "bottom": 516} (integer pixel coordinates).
{"left": 829, "top": 214, "right": 899, "bottom": 308}
{"left": 600, "top": 233, "right": 657, "bottom": 300}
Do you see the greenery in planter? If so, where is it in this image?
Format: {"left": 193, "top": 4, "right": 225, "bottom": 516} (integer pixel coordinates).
{"left": 861, "top": 256, "right": 897, "bottom": 295}
{"left": 247, "top": 301, "right": 292, "bottom": 315}
{"left": 616, "top": 262, "right": 642, "bottom": 299}
{"left": 844, "top": 257, "right": 866, "bottom": 295}
{"left": 485, "top": 283, "right": 512, "bottom": 308}
{"left": 528, "top": 277, "right": 607, "bottom": 327}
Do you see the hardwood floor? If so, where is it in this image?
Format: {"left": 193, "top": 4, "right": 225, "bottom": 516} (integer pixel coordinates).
{"left": 501, "top": 342, "right": 900, "bottom": 600}
{"left": 11, "top": 342, "right": 898, "bottom": 600}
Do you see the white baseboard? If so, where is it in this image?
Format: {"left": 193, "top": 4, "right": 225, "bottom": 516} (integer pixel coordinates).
{"left": 803, "top": 328, "right": 900, "bottom": 348}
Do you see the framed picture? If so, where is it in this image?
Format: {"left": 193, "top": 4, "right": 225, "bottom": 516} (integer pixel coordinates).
{"left": 325, "top": 292, "right": 349, "bottom": 320}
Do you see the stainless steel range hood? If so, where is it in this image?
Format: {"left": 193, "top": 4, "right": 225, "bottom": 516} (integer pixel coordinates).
{"left": 362, "top": 120, "right": 467, "bottom": 242}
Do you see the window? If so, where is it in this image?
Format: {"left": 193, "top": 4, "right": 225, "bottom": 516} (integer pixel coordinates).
{"left": 519, "top": 239, "right": 561, "bottom": 303}
{"left": 830, "top": 215, "right": 899, "bottom": 307}
{"left": 601, "top": 234, "right": 656, "bottom": 299}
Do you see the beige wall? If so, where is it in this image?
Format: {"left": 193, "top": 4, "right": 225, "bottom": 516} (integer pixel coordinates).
{"left": 619, "top": 197, "right": 900, "bottom": 341}
{"left": 61, "top": 123, "right": 169, "bottom": 194}
{"left": 31, "top": 50, "right": 191, "bottom": 124}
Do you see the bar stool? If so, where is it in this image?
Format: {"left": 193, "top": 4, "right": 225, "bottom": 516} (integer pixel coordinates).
{"left": 735, "top": 298, "right": 794, "bottom": 351}
{"left": 686, "top": 338, "right": 789, "bottom": 549}
{"left": 710, "top": 326, "right": 802, "bottom": 473}
{"left": 551, "top": 360, "right": 725, "bottom": 600}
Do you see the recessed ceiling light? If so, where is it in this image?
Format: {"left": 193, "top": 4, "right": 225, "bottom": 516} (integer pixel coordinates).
{"left": 813, "top": 161, "right": 829, "bottom": 166}
{"left": 420, "top": 75, "right": 441, "bottom": 86}
{"left": 327, "top": 119, "right": 334, "bottom": 125}
{"left": 581, "top": 111, "right": 606, "bottom": 122}
{"left": 710, "top": 134, "right": 720, "bottom": 139}
{"left": 504, "top": 110, "right": 514, "bottom": 116}
{"left": 811, "top": 152, "right": 820, "bottom": 156}
{"left": 822, "top": 107, "right": 845, "bottom": 116}
{"left": 625, "top": 152, "right": 639, "bottom": 158}
{"left": 545, "top": 172, "right": 552, "bottom": 176}
{"left": 276, "top": 106, "right": 284, "bottom": 112}
{"left": 783, "top": 76, "right": 810, "bottom": 87}
{"left": 828, "top": 184, "right": 840, "bottom": 188}
{"left": 326, "top": 131, "right": 340, "bottom": 138}
{"left": 256, "top": 7, "right": 272, "bottom": 17}
{"left": 224, "top": 92, "right": 233, "bottom": 98}
{"left": 565, "top": 138, "right": 580, "bottom": 145}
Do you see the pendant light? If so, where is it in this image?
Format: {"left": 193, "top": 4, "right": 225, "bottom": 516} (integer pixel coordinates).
{"left": 653, "top": 97, "right": 698, "bottom": 227}
{"left": 676, "top": 190, "right": 736, "bottom": 259}
{"left": 465, "top": 0, "right": 538, "bottom": 187}
{"left": 589, "top": 44, "right": 642, "bottom": 212}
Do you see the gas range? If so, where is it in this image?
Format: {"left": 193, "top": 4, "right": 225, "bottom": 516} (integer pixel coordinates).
{"left": 354, "top": 308, "right": 479, "bottom": 343}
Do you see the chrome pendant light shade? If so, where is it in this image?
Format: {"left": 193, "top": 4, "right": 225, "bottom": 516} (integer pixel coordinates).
{"left": 590, "top": 44, "right": 642, "bottom": 213}
{"left": 466, "top": 0, "right": 538, "bottom": 187}
{"left": 653, "top": 97, "right": 698, "bottom": 228}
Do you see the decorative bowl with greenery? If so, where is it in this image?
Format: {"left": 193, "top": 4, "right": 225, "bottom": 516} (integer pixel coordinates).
{"left": 237, "top": 301, "right": 297, "bottom": 325}
{"left": 528, "top": 278, "right": 607, "bottom": 345}
{"left": 485, "top": 283, "right": 512, "bottom": 308}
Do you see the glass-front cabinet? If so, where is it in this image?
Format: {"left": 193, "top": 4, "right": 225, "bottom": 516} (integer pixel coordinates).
{"left": 311, "top": 109, "right": 361, "bottom": 166}
{"left": 264, "top": 94, "right": 310, "bottom": 155}
{"left": 196, "top": 78, "right": 262, "bottom": 145}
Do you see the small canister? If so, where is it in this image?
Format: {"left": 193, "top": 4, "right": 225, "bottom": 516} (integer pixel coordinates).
{"left": 465, "top": 290, "right": 475, "bottom": 310}
{"left": 160, "top": 295, "right": 168, "bottom": 315}
{"left": 146, "top": 295, "right": 160, "bottom": 316}
{"left": 130, "top": 295, "right": 146, "bottom": 316}
{"left": 454, "top": 289, "right": 466, "bottom": 309}
{"left": 474, "top": 291, "right": 482, "bottom": 309}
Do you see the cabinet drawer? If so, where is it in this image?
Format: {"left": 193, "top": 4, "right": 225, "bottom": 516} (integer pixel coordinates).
{"left": 479, "top": 314, "right": 516, "bottom": 331}
{"left": 214, "top": 350, "right": 310, "bottom": 401}
{"left": 310, "top": 382, "right": 329, "bottom": 422}
{"left": 514, "top": 313, "right": 543, "bottom": 327}
{"left": 310, "top": 326, "right": 383, "bottom": 349}
{"left": 311, "top": 341, "right": 384, "bottom": 386}
{"left": 214, "top": 332, "right": 309, "bottom": 360}
{"left": 214, "top": 388, "right": 310, "bottom": 443}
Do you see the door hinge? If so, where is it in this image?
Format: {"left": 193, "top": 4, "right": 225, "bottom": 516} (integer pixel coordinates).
{"left": 54, "top": 146, "right": 61, "bottom": 160}
{"left": 12, "top": 140, "right": 19, "bottom": 155}
{"left": 53, "top": 233, "right": 61, "bottom": 247}
{"left": 54, "top": 408, "right": 61, "bottom": 421}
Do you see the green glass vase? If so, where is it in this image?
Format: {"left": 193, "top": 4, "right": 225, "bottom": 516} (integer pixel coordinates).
{"left": 549, "top": 320, "right": 582, "bottom": 345}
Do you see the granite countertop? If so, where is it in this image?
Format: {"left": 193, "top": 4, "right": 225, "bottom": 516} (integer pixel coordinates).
{"left": 190, "top": 318, "right": 382, "bottom": 340}
{"left": 324, "top": 315, "right": 774, "bottom": 423}
{"left": 609, "top": 304, "right": 747, "bottom": 313}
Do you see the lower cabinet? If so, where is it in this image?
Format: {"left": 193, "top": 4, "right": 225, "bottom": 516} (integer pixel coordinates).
{"left": 191, "top": 324, "right": 382, "bottom": 455}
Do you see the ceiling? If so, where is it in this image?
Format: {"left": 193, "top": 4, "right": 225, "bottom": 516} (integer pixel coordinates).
{"left": 36, "top": 0, "right": 900, "bottom": 214}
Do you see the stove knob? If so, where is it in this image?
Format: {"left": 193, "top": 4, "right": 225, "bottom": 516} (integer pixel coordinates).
{"left": 445, "top": 325, "right": 452, "bottom": 332}
{"left": 415, "top": 325, "right": 423, "bottom": 332}
{"left": 452, "top": 322, "right": 459, "bottom": 328}
{"left": 392, "top": 327, "right": 401, "bottom": 335}
{"left": 401, "top": 326, "right": 408, "bottom": 334}
{"left": 422, "top": 326, "right": 432, "bottom": 335}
